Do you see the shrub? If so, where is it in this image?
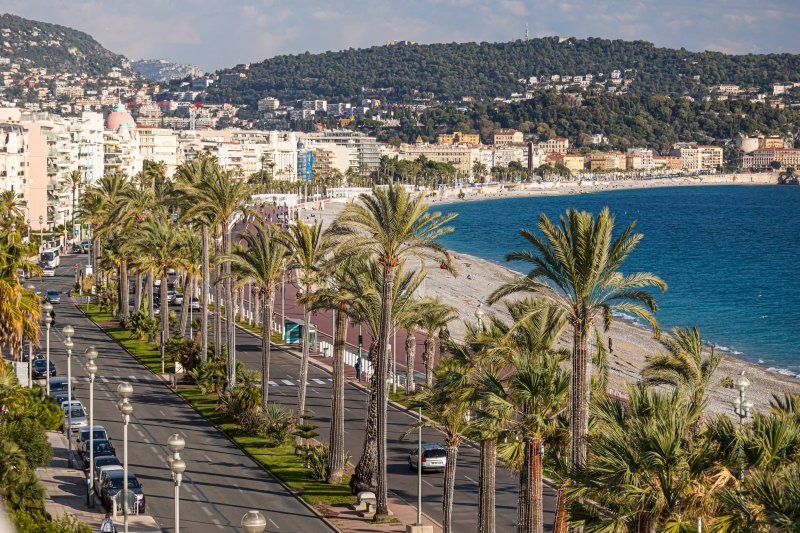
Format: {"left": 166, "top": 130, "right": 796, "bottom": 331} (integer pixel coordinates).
{"left": 11, "top": 509, "right": 91, "bottom": 532}
{"left": 263, "top": 403, "right": 294, "bottom": 447}
{"left": 239, "top": 410, "right": 268, "bottom": 435}
{"left": 187, "top": 357, "right": 227, "bottom": 395}
{"left": 4, "top": 419, "right": 52, "bottom": 468}
{"left": 307, "top": 444, "right": 352, "bottom": 482}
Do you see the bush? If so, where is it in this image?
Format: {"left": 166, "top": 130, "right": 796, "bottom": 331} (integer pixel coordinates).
{"left": 307, "top": 444, "right": 352, "bottom": 482}
{"left": 11, "top": 509, "right": 91, "bottom": 532}
{"left": 4, "top": 419, "right": 52, "bottom": 468}
{"left": 187, "top": 357, "right": 227, "bottom": 395}
{"left": 263, "top": 403, "right": 294, "bottom": 446}
{"left": 28, "top": 394, "right": 64, "bottom": 431}
{"left": 239, "top": 410, "right": 268, "bottom": 435}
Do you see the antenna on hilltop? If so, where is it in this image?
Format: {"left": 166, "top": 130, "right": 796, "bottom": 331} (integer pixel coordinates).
{"left": 525, "top": 23, "right": 529, "bottom": 40}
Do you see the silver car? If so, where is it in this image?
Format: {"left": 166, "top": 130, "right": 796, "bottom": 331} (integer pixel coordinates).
{"left": 63, "top": 406, "right": 88, "bottom": 433}
{"left": 408, "top": 444, "right": 447, "bottom": 472}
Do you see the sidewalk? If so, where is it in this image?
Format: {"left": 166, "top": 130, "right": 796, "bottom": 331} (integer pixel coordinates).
{"left": 36, "top": 431, "right": 162, "bottom": 533}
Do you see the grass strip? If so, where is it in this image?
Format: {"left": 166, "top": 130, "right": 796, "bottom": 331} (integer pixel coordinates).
{"left": 78, "top": 304, "right": 355, "bottom": 509}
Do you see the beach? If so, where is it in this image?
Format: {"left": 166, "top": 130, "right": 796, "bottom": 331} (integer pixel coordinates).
{"left": 301, "top": 176, "right": 800, "bottom": 417}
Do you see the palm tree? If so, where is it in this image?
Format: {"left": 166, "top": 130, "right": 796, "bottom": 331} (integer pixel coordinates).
{"left": 489, "top": 207, "right": 666, "bottom": 469}
{"left": 0, "top": 191, "right": 25, "bottom": 220}
{"left": 67, "top": 170, "right": 83, "bottom": 238}
{"left": 175, "top": 154, "right": 220, "bottom": 362}
{"left": 331, "top": 185, "right": 456, "bottom": 518}
{"left": 278, "top": 221, "right": 330, "bottom": 434}
{"left": 418, "top": 297, "right": 457, "bottom": 387}
{"left": 642, "top": 325, "right": 721, "bottom": 431}
{"left": 176, "top": 231, "right": 202, "bottom": 337}
{"left": 188, "top": 168, "right": 250, "bottom": 383}
{"left": 402, "top": 314, "right": 421, "bottom": 395}
{"left": 405, "top": 365, "right": 471, "bottom": 533}
{"left": 229, "top": 219, "right": 288, "bottom": 410}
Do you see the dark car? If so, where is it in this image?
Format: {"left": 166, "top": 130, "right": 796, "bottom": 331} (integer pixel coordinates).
{"left": 100, "top": 470, "right": 145, "bottom": 513}
{"left": 91, "top": 456, "right": 121, "bottom": 491}
{"left": 71, "top": 244, "right": 83, "bottom": 254}
{"left": 48, "top": 377, "right": 73, "bottom": 397}
{"left": 32, "top": 358, "right": 56, "bottom": 379}
{"left": 45, "top": 290, "right": 61, "bottom": 303}
{"left": 78, "top": 426, "right": 108, "bottom": 459}
{"left": 89, "top": 439, "right": 116, "bottom": 461}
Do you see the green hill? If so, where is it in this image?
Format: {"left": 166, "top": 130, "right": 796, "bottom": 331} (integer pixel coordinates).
{"left": 0, "top": 13, "right": 131, "bottom": 76}
{"left": 206, "top": 37, "right": 800, "bottom": 105}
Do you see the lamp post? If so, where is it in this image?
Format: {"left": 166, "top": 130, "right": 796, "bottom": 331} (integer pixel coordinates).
{"left": 475, "top": 303, "right": 485, "bottom": 329}
{"left": 42, "top": 302, "right": 53, "bottom": 395}
{"left": 63, "top": 325, "right": 74, "bottom": 467}
{"left": 116, "top": 382, "right": 134, "bottom": 533}
{"left": 241, "top": 510, "right": 267, "bottom": 533}
{"left": 166, "top": 434, "right": 186, "bottom": 533}
{"left": 24, "top": 283, "right": 35, "bottom": 388}
{"left": 38, "top": 215, "right": 44, "bottom": 252}
{"left": 416, "top": 406, "right": 423, "bottom": 527}
{"left": 732, "top": 372, "right": 753, "bottom": 484}
{"left": 85, "top": 346, "right": 98, "bottom": 506}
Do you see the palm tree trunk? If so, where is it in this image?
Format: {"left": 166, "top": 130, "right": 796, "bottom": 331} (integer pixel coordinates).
{"left": 161, "top": 270, "right": 169, "bottom": 342}
{"left": 531, "top": 437, "right": 544, "bottom": 533}
{"left": 478, "top": 438, "right": 497, "bottom": 533}
{"left": 178, "top": 274, "right": 192, "bottom": 337}
{"left": 135, "top": 272, "right": 143, "bottom": 312}
{"left": 119, "top": 259, "right": 130, "bottom": 324}
{"left": 374, "top": 265, "right": 395, "bottom": 520}
{"left": 351, "top": 342, "right": 379, "bottom": 495}
{"left": 238, "top": 286, "right": 246, "bottom": 322}
{"left": 442, "top": 445, "right": 459, "bottom": 533}
{"left": 147, "top": 269, "right": 154, "bottom": 318}
{"left": 224, "top": 224, "right": 235, "bottom": 388}
{"left": 553, "top": 484, "right": 568, "bottom": 533}
{"left": 297, "top": 290, "right": 312, "bottom": 445}
{"left": 572, "top": 326, "right": 589, "bottom": 468}
{"left": 261, "top": 295, "right": 271, "bottom": 410}
{"left": 518, "top": 441, "right": 532, "bottom": 533}
{"left": 327, "top": 307, "right": 347, "bottom": 484}
{"left": 424, "top": 336, "right": 434, "bottom": 387}
{"left": 200, "top": 225, "right": 209, "bottom": 362}
{"left": 405, "top": 332, "right": 415, "bottom": 394}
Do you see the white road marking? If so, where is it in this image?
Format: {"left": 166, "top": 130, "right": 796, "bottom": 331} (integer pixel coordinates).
{"left": 268, "top": 381, "right": 279, "bottom": 387}
{"left": 82, "top": 377, "right": 89, "bottom": 382}
{"left": 311, "top": 388, "right": 318, "bottom": 395}
{"left": 464, "top": 475, "right": 477, "bottom": 484}
{"left": 202, "top": 506, "right": 214, "bottom": 516}
{"left": 128, "top": 376, "right": 137, "bottom": 382}
{"left": 149, "top": 445, "right": 160, "bottom": 456}
{"left": 158, "top": 409, "right": 166, "bottom": 417}
{"left": 204, "top": 454, "right": 212, "bottom": 463}
{"left": 423, "top": 480, "right": 435, "bottom": 488}
{"left": 312, "top": 378, "right": 325, "bottom": 385}
{"left": 268, "top": 518, "right": 280, "bottom": 529}
{"left": 99, "top": 376, "right": 109, "bottom": 383}
{"left": 327, "top": 378, "right": 332, "bottom": 382}
{"left": 281, "top": 379, "right": 294, "bottom": 386}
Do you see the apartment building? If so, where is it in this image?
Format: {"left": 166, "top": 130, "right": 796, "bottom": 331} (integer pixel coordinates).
{"left": 397, "top": 143, "right": 473, "bottom": 175}
{"left": 538, "top": 138, "right": 570, "bottom": 154}
{"left": 304, "top": 131, "right": 380, "bottom": 175}
{"left": 547, "top": 153, "right": 586, "bottom": 172}
{"left": 136, "top": 126, "right": 180, "bottom": 177}
{"left": 626, "top": 148, "right": 654, "bottom": 169}
{"left": 439, "top": 131, "right": 481, "bottom": 146}
{"left": 742, "top": 148, "right": 800, "bottom": 170}
{"left": 493, "top": 129, "right": 524, "bottom": 146}
{"left": 670, "top": 143, "right": 724, "bottom": 171}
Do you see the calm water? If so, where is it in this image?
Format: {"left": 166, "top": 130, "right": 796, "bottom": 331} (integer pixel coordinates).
{"left": 435, "top": 186, "right": 800, "bottom": 375}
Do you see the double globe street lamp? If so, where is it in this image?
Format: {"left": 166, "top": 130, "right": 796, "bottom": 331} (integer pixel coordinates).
{"left": 42, "top": 302, "right": 53, "bottom": 395}
{"left": 85, "top": 346, "right": 98, "bottom": 507}
{"left": 166, "top": 433, "right": 187, "bottom": 533}
{"left": 732, "top": 372, "right": 754, "bottom": 483}
{"left": 241, "top": 510, "right": 267, "bottom": 533}
{"left": 63, "top": 325, "right": 75, "bottom": 468}
{"left": 116, "top": 382, "right": 134, "bottom": 533}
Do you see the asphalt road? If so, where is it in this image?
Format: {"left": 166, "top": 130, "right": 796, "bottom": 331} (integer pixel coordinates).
{"left": 41, "top": 255, "right": 335, "bottom": 533}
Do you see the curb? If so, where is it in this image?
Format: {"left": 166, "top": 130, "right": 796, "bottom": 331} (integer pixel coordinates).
{"left": 73, "top": 301, "right": 342, "bottom": 533}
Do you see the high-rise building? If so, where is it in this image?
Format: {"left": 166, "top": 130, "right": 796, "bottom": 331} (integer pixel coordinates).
{"left": 304, "top": 131, "right": 380, "bottom": 175}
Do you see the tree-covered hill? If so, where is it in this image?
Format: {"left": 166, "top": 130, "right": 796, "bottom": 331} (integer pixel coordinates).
{"left": 207, "top": 37, "right": 800, "bottom": 104}
{"left": 0, "top": 13, "right": 131, "bottom": 76}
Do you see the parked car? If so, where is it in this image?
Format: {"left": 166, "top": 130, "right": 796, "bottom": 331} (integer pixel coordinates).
{"left": 48, "top": 377, "right": 73, "bottom": 397}
{"left": 408, "top": 444, "right": 447, "bottom": 472}
{"left": 81, "top": 241, "right": 89, "bottom": 253}
{"left": 71, "top": 244, "right": 83, "bottom": 254}
{"left": 63, "top": 405, "right": 88, "bottom": 433}
{"left": 88, "top": 439, "right": 116, "bottom": 462}
{"left": 32, "top": 358, "right": 56, "bottom": 379}
{"left": 99, "top": 470, "right": 145, "bottom": 513}
{"left": 46, "top": 290, "right": 61, "bottom": 303}
{"left": 93, "top": 464, "right": 122, "bottom": 496}
{"left": 42, "top": 267, "right": 55, "bottom": 277}
{"left": 189, "top": 298, "right": 200, "bottom": 311}
{"left": 78, "top": 426, "right": 108, "bottom": 458}
{"left": 172, "top": 293, "right": 184, "bottom": 305}
{"left": 166, "top": 290, "right": 177, "bottom": 304}
{"left": 60, "top": 399, "right": 83, "bottom": 412}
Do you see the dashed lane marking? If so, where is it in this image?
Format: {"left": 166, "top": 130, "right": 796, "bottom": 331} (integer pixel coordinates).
{"left": 312, "top": 378, "right": 325, "bottom": 384}
{"left": 281, "top": 379, "right": 294, "bottom": 386}
{"left": 268, "top": 381, "right": 279, "bottom": 387}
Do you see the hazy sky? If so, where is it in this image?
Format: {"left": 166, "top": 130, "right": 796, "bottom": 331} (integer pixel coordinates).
{"left": 5, "top": 0, "right": 800, "bottom": 71}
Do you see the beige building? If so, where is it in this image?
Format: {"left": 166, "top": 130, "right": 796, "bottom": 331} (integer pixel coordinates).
{"left": 397, "top": 143, "right": 473, "bottom": 175}
{"left": 538, "top": 137, "right": 570, "bottom": 154}
{"left": 742, "top": 148, "right": 800, "bottom": 169}
{"left": 438, "top": 131, "right": 481, "bottom": 146}
{"left": 547, "top": 153, "right": 586, "bottom": 172}
{"left": 671, "top": 144, "right": 724, "bottom": 171}
{"left": 493, "top": 129, "right": 524, "bottom": 146}
{"left": 136, "top": 126, "right": 179, "bottom": 177}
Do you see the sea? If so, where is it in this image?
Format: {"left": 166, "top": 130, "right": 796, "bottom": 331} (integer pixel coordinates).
{"left": 434, "top": 185, "right": 800, "bottom": 378}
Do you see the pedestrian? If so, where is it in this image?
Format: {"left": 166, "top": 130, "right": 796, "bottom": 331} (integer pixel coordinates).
{"left": 354, "top": 357, "right": 362, "bottom": 381}
{"left": 50, "top": 310, "right": 56, "bottom": 326}
{"left": 608, "top": 336, "right": 613, "bottom": 353}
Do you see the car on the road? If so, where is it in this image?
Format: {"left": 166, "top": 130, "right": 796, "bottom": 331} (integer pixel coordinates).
{"left": 81, "top": 241, "right": 89, "bottom": 253}
{"left": 60, "top": 399, "right": 83, "bottom": 413}
{"left": 189, "top": 298, "right": 200, "bottom": 311}
{"left": 90, "top": 455, "right": 121, "bottom": 481}
{"left": 45, "top": 290, "right": 61, "bottom": 303}
{"left": 42, "top": 267, "right": 55, "bottom": 277}
{"left": 408, "top": 444, "right": 448, "bottom": 472}
{"left": 99, "top": 470, "right": 145, "bottom": 513}
{"left": 166, "top": 290, "right": 177, "bottom": 304}
{"left": 48, "top": 377, "right": 73, "bottom": 397}
{"left": 63, "top": 405, "right": 88, "bottom": 433}
{"left": 78, "top": 426, "right": 108, "bottom": 458}
{"left": 71, "top": 244, "right": 83, "bottom": 254}
{"left": 32, "top": 358, "right": 56, "bottom": 379}
{"left": 172, "top": 293, "right": 184, "bottom": 305}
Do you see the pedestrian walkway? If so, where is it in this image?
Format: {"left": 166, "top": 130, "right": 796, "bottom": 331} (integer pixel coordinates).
{"left": 327, "top": 495, "right": 441, "bottom": 533}
{"left": 36, "top": 431, "right": 162, "bottom": 532}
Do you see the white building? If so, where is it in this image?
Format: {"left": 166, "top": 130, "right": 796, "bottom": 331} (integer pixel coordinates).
{"left": 626, "top": 148, "right": 654, "bottom": 169}
{"left": 257, "top": 97, "right": 280, "bottom": 112}
{"left": 136, "top": 126, "right": 180, "bottom": 177}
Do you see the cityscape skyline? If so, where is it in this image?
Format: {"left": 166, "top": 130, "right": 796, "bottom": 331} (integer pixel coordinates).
{"left": 3, "top": 0, "right": 800, "bottom": 71}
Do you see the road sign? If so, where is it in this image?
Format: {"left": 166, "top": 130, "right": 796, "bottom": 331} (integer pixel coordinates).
{"left": 13, "top": 362, "right": 28, "bottom": 387}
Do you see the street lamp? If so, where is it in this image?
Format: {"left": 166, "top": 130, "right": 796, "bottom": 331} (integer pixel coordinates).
{"left": 732, "top": 372, "right": 753, "bottom": 483}
{"left": 63, "top": 325, "right": 74, "bottom": 468}
{"left": 166, "top": 433, "right": 186, "bottom": 533}
{"left": 85, "top": 346, "right": 98, "bottom": 506}
{"left": 475, "top": 303, "right": 485, "bottom": 329}
{"left": 24, "top": 283, "right": 35, "bottom": 388}
{"left": 38, "top": 215, "right": 44, "bottom": 252}
{"left": 42, "top": 302, "right": 53, "bottom": 395}
{"left": 241, "top": 510, "right": 267, "bottom": 533}
{"left": 116, "top": 382, "right": 133, "bottom": 533}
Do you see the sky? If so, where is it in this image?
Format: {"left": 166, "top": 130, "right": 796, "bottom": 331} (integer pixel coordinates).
{"left": 4, "top": 0, "right": 800, "bottom": 72}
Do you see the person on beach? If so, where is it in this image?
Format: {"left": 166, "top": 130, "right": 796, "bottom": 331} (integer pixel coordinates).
{"left": 608, "top": 337, "right": 613, "bottom": 353}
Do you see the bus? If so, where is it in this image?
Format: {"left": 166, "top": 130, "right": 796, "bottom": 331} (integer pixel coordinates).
{"left": 41, "top": 248, "right": 60, "bottom": 268}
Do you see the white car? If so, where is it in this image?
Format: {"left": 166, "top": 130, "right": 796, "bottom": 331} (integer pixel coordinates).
{"left": 60, "top": 400, "right": 84, "bottom": 413}
{"left": 43, "top": 267, "right": 55, "bottom": 277}
{"left": 408, "top": 444, "right": 447, "bottom": 472}
{"left": 173, "top": 293, "right": 184, "bottom": 305}
{"left": 189, "top": 298, "right": 200, "bottom": 311}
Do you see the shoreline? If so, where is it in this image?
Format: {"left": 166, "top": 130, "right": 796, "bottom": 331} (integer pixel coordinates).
{"left": 427, "top": 172, "right": 781, "bottom": 206}
{"left": 301, "top": 180, "right": 799, "bottom": 416}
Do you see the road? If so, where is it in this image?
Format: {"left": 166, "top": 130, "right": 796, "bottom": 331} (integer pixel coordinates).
{"left": 41, "top": 255, "right": 335, "bottom": 533}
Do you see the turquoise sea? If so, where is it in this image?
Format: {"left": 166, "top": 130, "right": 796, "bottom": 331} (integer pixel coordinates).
{"left": 435, "top": 185, "right": 800, "bottom": 377}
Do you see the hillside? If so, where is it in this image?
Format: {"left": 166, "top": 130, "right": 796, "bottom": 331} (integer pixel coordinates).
{"left": 132, "top": 59, "right": 203, "bottom": 82}
{"left": 0, "top": 13, "right": 131, "bottom": 76}
{"left": 205, "top": 37, "right": 800, "bottom": 105}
